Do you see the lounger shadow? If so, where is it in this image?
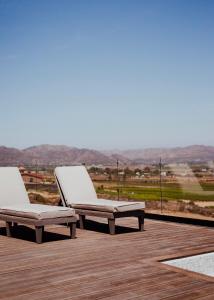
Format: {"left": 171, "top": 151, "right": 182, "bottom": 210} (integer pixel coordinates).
{"left": 77, "top": 218, "right": 140, "bottom": 234}
{"left": 0, "top": 225, "right": 73, "bottom": 243}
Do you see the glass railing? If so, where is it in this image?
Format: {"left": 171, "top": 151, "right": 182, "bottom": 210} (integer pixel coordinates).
{"left": 92, "top": 162, "right": 214, "bottom": 220}
{"left": 4, "top": 161, "right": 214, "bottom": 221}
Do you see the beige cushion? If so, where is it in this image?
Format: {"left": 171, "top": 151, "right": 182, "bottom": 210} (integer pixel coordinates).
{"left": 55, "top": 166, "right": 97, "bottom": 205}
{"left": 71, "top": 198, "right": 145, "bottom": 213}
{"left": 0, "top": 167, "right": 30, "bottom": 206}
{"left": 0, "top": 204, "right": 75, "bottom": 220}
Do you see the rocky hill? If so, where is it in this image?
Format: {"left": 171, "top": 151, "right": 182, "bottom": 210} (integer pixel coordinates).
{"left": 0, "top": 144, "right": 214, "bottom": 166}
{"left": 0, "top": 145, "right": 114, "bottom": 166}
{"left": 111, "top": 145, "right": 214, "bottom": 163}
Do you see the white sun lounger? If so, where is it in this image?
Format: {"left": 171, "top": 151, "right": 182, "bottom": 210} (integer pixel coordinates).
{"left": 55, "top": 166, "right": 145, "bottom": 234}
{"left": 0, "top": 167, "right": 77, "bottom": 243}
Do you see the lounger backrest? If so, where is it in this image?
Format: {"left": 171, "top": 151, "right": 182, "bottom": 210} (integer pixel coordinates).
{"left": 0, "top": 167, "right": 30, "bottom": 206}
{"left": 55, "top": 166, "right": 97, "bottom": 206}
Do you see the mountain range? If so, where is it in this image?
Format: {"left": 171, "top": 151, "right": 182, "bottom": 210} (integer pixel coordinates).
{"left": 0, "top": 144, "right": 214, "bottom": 166}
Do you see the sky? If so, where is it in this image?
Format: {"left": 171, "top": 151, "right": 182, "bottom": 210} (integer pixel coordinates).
{"left": 0, "top": 0, "right": 214, "bottom": 150}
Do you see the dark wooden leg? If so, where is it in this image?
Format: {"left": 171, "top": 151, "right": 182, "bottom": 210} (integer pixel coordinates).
{"left": 6, "top": 222, "right": 12, "bottom": 237}
{"left": 35, "top": 226, "right": 44, "bottom": 244}
{"left": 138, "top": 213, "right": 144, "bottom": 231}
{"left": 13, "top": 222, "right": 18, "bottom": 228}
{"left": 69, "top": 222, "right": 76, "bottom": 239}
{"left": 79, "top": 215, "right": 85, "bottom": 229}
{"left": 108, "top": 218, "right": 115, "bottom": 235}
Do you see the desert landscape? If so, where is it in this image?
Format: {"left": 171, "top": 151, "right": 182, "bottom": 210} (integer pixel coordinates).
{"left": 11, "top": 146, "right": 214, "bottom": 221}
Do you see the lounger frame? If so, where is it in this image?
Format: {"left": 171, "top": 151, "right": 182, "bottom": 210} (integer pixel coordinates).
{"left": 55, "top": 174, "right": 145, "bottom": 235}
{"left": 0, "top": 214, "right": 77, "bottom": 243}
{"left": 73, "top": 208, "right": 145, "bottom": 235}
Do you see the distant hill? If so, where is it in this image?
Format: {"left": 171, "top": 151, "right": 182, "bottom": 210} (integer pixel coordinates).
{"left": 0, "top": 144, "right": 214, "bottom": 166}
{"left": 0, "top": 144, "right": 115, "bottom": 166}
{"left": 107, "top": 145, "right": 214, "bottom": 164}
{"left": 0, "top": 146, "right": 27, "bottom": 165}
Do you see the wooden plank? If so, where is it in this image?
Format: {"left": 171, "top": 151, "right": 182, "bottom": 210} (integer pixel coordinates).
{"left": 0, "top": 219, "right": 213, "bottom": 300}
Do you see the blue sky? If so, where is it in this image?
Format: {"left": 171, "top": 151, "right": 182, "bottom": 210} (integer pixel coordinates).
{"left": 0, "top": 0, "right": 214, "bottom": 150}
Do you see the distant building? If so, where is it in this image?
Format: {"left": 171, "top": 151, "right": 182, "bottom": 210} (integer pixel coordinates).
{"left": 21, "top": 173, "right": 44, "bottom": 184}
{"left": 90, "top": 174, "right": 109, "bottom": 181}
{"left": 161, "top": 171, "right": 167, "bottom": 177}
{"left": 19, "top": 166, "right": 27, "bottom": 174}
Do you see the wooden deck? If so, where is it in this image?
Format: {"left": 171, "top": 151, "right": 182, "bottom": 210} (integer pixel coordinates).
{"left": 0, "top": 217, "right": 213, "bottom": 300}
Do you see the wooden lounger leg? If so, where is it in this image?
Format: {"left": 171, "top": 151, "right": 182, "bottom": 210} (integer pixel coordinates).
{"left": 6, "top": 222, "right": 12, "bottom": 237}
{"left": 138, "top": 213, "right": 144, "bottom": 231}
{"left": 69, "top": 222, "right": 76, "bottom": 239}
{"left": 35, "top": 226, "right": 44, "bottom": 244}
{"left": 79, "top": 215, "right": 85, "bottom": 229}
{"left": 108, "top": 219, "right": 115, "bottom": 235}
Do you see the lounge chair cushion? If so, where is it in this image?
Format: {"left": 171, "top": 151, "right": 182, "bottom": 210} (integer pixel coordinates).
{"left": 55, "top": 166, "right": 98, "bottom": 205}
{"left": 0, "top": 204, "right": 75, "bottom": 220}
{"left": 70, "top": 199, "right": 145, "bottom": 213}
{"left": 0, "top": 167, "right": 30, "bottom": 206}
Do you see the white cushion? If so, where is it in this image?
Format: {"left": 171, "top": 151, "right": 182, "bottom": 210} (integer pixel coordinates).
{"left": 0, "top": 204, "right": 75, "bottom": 220}
{"left": 55, "top": 166, "right": 145, "bottom": 212}
{"left": 0, "top": 167, "right": 29, "bottom": 206}
{"left": 72, "top": 199, "right": 145, "bottom": 213}
{"left": 55, "top": 166, "right": 98, "bottom": 205}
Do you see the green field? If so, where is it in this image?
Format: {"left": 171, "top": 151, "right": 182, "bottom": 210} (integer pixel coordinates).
{"left": 96, "top": 181, "right": 214, "bottom": 202}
